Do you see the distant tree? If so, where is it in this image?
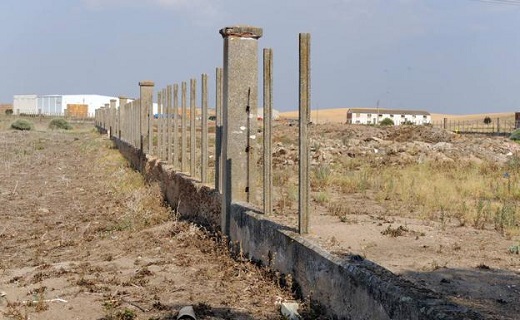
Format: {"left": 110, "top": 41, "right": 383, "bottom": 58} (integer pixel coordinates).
{"left": 5, "top": 109, "right": 13, "bottom": 115}
{"left": 484, "top": 117, "right": 492, "bottom": 125}
{"left": 379, "top": 118, "right": 394, "bottom": 126}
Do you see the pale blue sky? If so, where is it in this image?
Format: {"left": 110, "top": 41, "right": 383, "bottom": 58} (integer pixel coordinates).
{"left": 1, "top": 0, "right": 519, "bottom": 114}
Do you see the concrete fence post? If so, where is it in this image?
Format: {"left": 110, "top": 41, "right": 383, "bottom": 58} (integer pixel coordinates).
{"left": 181, "top": 81, "right": 187, "bottom": 172}
{"left": 136, "top": 100, "right": 141, "bottom": 148}
{"left": 299, "top": 32, "right": 311, "bottom": 235}
{"left": 201, "top": 73, "right": 209, "bottom": 184}
{"left": 161, "top": 88, "right": 167, "bottom": 159}
{"left": 139, "top": 81, "right": 154, "bottom": 154}
{"left": 129, "top": 102, "right": 134, "bottom": 145}
{"left": 263, "top": 48, "right": 273, "bottom": 216}
{"left": 173, "top": 84, "right": 179, "bottom": 169}
{"left": 127, "top": 103, "right": 131, "bottom": 144}
{"left": 155, "top": 90, "right": 163, "bottom": 159}
{"left": 131, "top": 101, "right": 135, "bottom": 146}
{"left": 215, "top": 67, "right": 223, "bottom": 192}
{"left": 119, "top": 97, "right": 128, "bottom": 141}
{"left": 219, "top": 25, "right": 263, "bottom": 235}
{"left": 104, "top": 103, "right": 110, "bottom": 136}
{"left": 167, "top": 85, "right": 173, "bottom": 163}
{"left": 126, "top": 104, "right": 130, "bottom": 143}
{"left": 101, "top": 109, "right": 104, "bottom": 129}
{"left": 110, "top": 99, "right": 116, "bottom": 138}
{"left": 190, "top": 78, "right": 197, "bottom": 178}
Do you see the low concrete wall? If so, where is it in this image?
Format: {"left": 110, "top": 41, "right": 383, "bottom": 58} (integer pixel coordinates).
{"left": 109, "top": 135, "right": 482, "bottom": 320}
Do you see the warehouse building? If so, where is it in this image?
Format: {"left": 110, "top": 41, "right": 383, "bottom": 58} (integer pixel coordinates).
{"left": 13, "top": 94, "right": 121, "bottom": 117}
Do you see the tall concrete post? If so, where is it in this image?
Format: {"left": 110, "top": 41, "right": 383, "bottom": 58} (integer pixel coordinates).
{"left": 167, "top": 85, "right": 173, "bottom": 163}
{"left": 181, "top": 81, "right": 187, "bottom": 172}
{"left": 157, "top": 90, "right": 163, "bottom": 158}
{"left": 190, "top": 78, "right": 197, "bottom": 178}
{"left": 173, "top": 84, "right": 179, "bottom": 169}
{"left": 215, "top": 67, "right": 223, "bottom": 192}
{"left": 299, "top": 33, "right": 311, "bottom": 234}
{"left": 119, "top": 97, "right": 128, "bottom": 141}
{"left": 161, "top": 88, "right": 167, "bottom": 159}
{"left": 220, "top": 25, "right": 262, "bottom": 235}
{"left": 132, "top": 102, "right": 137, "bottom": 147}
{"left": 104, "top": 104, "right": 109, "bottom": 135}
{"left": 110, "top": 99, "right": 117, "bottom": 138}
{"left": 263, "top": 48, "right": 273, "bottom": 216}
{"left": 201, "top": 73, "right": 209, "bottom": 184}
{"left": 139, "top": 81, "right": 154, "bottom": 154}
{"left": 103, "top": 104, "right": 109, "bottom": 137}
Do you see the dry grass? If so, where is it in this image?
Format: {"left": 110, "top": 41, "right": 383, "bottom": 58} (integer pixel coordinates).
{"left": 314, "top": 155, "right": 520, "bottom": 236}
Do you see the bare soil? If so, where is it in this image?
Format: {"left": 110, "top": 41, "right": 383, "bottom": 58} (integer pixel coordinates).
{"left": 0, "top": 118, "right": 295, "bottom": 320}
{"left": 268, "top": 123, "right": 520, "bottom": 320}
{"left": 3, "top": 116, "right": 520, "bottom": 320}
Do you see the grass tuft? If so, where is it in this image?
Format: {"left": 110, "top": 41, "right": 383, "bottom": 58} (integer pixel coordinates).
{"left": 49, "top": 118, "right": 73, "bottom": 130}
{"left": 11, "top": 119, "right": 33, "bottom": 131}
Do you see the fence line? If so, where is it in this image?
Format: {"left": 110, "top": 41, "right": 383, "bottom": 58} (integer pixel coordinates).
{"left": 431, "top": 118, "right": 516, "bottom": 134}
{"left": 95, "top": 25, "right": 311, "bottom": 237}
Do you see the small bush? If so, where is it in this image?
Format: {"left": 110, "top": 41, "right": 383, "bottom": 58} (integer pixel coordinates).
{"left": 11, "top": 119, "right": 33, "bottom": 131}
{"left": 49, "top": 118, "right": 72, "bottom": 130}
{"left": 379, "top": 118, "right": 394, "bottom": 126}
{"left": 5, "top": 109, "right": 13, "bottom": 115}
{"left": 510, "top": 129, "right": 520, "bottom": 141}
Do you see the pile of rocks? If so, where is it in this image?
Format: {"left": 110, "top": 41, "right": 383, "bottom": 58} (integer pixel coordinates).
{"left": 270, "top": 124, "right": 520, "bottom": 168}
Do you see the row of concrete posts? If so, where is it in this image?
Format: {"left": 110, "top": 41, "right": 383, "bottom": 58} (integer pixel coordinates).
{"left": 95, "top": 25, "right": 311, "bottom": 235}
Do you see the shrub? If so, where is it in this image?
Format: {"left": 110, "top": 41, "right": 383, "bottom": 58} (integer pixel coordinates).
{"left": 379, "top": 117, "right": 394, "bottom": 126}
{"left": 11, "top": 119, "right": 33, "bottom": 131}
{"left": 5, "top": 109, "right": 13, "bottom": 115}
{"left": 510, "top": 129, "right": 520, "bottom": 141}
{"left": 49, "top": 118, "right": 72, "bottom": 130}
{"left": 483, "top": 116, "right": 492, "bottom": 125}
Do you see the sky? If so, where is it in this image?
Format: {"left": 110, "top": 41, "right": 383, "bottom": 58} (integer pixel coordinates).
{"left": 1, "top": 0, "right": 520, "bottom": 114}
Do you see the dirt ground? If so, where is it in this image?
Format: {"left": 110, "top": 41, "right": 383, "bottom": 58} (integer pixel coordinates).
{"left": 2, "top": 116, "right": 520, "bottom": 320}
{"left": 0, "top": 118, "right": 296, "bottom": 320}
{"left": 268, "top": 123, "right": 520, "bottom": 320}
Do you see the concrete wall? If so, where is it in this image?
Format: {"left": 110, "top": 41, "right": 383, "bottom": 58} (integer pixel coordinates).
{"left": 108, "top": 133, "right": 482, "bottom": 320}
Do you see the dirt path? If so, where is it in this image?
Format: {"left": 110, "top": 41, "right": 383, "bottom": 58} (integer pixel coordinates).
{"left": 0, "top": 123, "right": 294, "bottom": 320}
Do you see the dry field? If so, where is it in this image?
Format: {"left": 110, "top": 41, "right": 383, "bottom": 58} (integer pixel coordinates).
{"left": 3, "top": 114, "right": 520, "bottom": 319}
{"left": 266, "top": 122, "right": 520, "bottom": 319}
{"left": 0, "top": 116, "right": 299, "bottom": 320}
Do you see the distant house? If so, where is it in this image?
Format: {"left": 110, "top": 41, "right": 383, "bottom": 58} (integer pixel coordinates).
{"left": 346, "top": 108, "right": 431, "bottom": 125}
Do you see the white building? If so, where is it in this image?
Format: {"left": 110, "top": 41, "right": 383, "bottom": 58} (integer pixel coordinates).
{"left": 13, "top": 94, "right": 123, "bottom": 117}
{"left": 346, "top": 108, "right": 431, "bottom": 125}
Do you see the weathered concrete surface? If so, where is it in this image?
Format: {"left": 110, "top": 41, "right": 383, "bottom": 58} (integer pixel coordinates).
{"left": 220, "top": 25, "right": 262, "bottom": 209}
{"left": 105, "top": 133, "right": 482, "bottom": 320}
